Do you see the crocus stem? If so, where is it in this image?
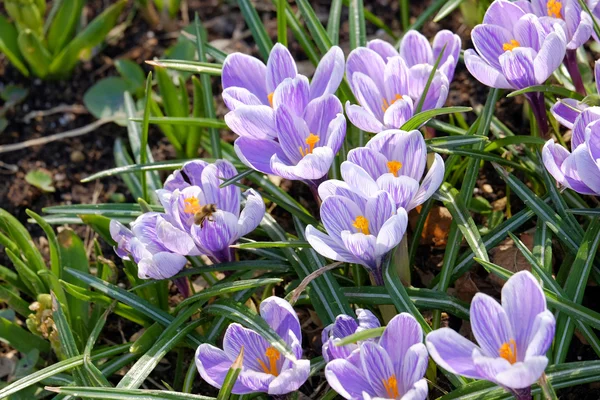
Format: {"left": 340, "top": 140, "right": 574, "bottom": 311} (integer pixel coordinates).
{"left": 512, "top": 387, "right": 532, "bottom": 400}
{"left": 538, "top": 373, "right": 558, "bottom": 400}
{"left": 565, "top": 49, "right": 586, "bottom": 96}
{"left": 525, "top": 92, "right": 549, "bottom": 138}
{"left": 173, "top": 276, "right": 191, "bottom": 298}
{"left": 307, "top": 178, "right": 325, "bottom": 206}
{"left": 369, "top": 271, "right": 397, "bottom": 324}
{"left": 394, "top": 235, "right": 411, "bottom": 285}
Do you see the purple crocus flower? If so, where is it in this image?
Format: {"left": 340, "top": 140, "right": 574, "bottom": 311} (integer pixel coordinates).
{"left": 196, "top": 296, "right": 310, "bottom": 395}
{"left": 345, "top": 31, "right": 460, "bottom": 133}
{"left": 320, "top": 129, "right": 444, "bottom": 211}
{"left": 305, "top": 190, "right": 408, "bottom": 285}
{"left": 426, "top": 271, "right": 555, "bottom": 395}
{"left": 322, "top": 309, "right": 381, "bottom": 362}
{"left": 516, "top": 0, "right": 592, "bottom": 94}
{"left": 158, "top": 160, "right": 265, "bottom": 263}
{"left": 110, "top": 214, "right": 192, "bottom": 279}
{"left": 543, "top": 106, "right": 600, "bottom": 195}
{"left": 222, "top": 43, "right": 346, "bottom": 181}
{"left": 325, "top": 313, "right": 429, "bottom": 400}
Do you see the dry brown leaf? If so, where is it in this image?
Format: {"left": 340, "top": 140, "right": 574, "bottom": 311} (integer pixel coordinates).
{"left": 409, "top": 206, "right": 453, "bottom": 247}
{"left": 488, "top": 232, "right": 534, "bottom": 289}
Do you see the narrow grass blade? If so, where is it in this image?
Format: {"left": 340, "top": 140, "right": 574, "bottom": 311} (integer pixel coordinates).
{"left": 46, "top": 387, "right": 215, "bottom": 399}
{"left": 236, "top": 0, "right": 273, "bottom": 59}
{"left": 401, "top": 106, "right": 472, "bottom": 130}
{"left": 217, "top": 348, "right": 243, "bottom": 400}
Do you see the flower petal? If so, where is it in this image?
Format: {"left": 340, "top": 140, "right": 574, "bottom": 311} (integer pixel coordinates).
{"left": 360, "top": 342, "right": 396, "bottom": 398}
{"left": 352, "top": 72, "right": 386, "bottom": 122}
{"left": 533, "top": 30, "right": 567, "bottom": 84}
{"left": 346, "top": 47, "right": 387, "bottom": 93}
{"left": 550, "top": 98, "right": 584, "bottom": 130}
{"left": 573, "top": 107, "right": 600, "bottom": 149}
{"left": 223, "top": 323, "right": 270, "bottom": 372}
{"left": 202, "top": 160, "right": 240, "bottom": 215}
{"left": 499, "top": 47, "right": 537, "bottom": 89}
{"left": 191, "top": 210, "right": 239, "bottom": 253}
{"left": 266, "top": 43, "right": 298, "bottom": 93}
{"left": 234, "top": 137, "right": 286, "bottom": 175}
{"left": 268, "top": 359, "right": 310, "bottom": 394}
{"left": 270, "top": 146, "right": 334, "bottom": 180}
{"left": 137, "top": 252, "right": 188, "bottom": 280}
{"left": 380, "top": 313, "right": 423, "bottom": 377}
{"left": 407, "top": 153, "right": 445, "bottom": 211}
{"left": 237, "top": 189, "right": 265, "bottom": 237}
{"left": 494, "top": 356, "right": 549, "bottom": 389}
{"left": 401, "top": 379, "right": 428, "bottom": 400}
{"left": 325, "top": 359, "right": 374, "bottom": 399}
{"left": 464, "top": 49, "right": 512, "bottom": 89}
{"left": 471, "top": 24, "right": 513, "bottom": 70}
{"left": 196, "top": 344, "right": 254, "bottom": 394}
{"left": 156, "top": 217, "right": 198, "bottom": 256}
{"left": 345, "top": 103, "right": 385, "bottom": 133}
{"left": 222, "top": 53, "right": 268, "bottom": 104}
{"left": 341, "top": 162, "right": 380, "bottom": 198}
{"left": 433, "top": 30, "right": 461, "bottom": 80}
{"left": 272, "top": 75, "right": 310, "bottom": 115}
{"left": 374, "top": 209, "right": 408, "bottom": 259}
{"left": 305, "top": 225, "right": 358, "bottom": 264}
{"left": 399, "top": 343, "right": 429, "bottom": 396}
{"left": 383, "top": 56, "right": 410, "bottom": 101}
{"left": 483, "top": 0, "right": 527, "bottom": 32}
{"left": 341, "top": 231, "right": 377, "bottom": 270}
{"left": 542, "top": 139, "right": 570, "bottom": 187}
{"left": 383, "top": 96, "right": 414, "bottom": 129}
{"left": 304, "top": 94, "right": 343, "bottom": 138}
{"left": 310, "top": 45, "right": 345, "bottom": 100}
{"left": 376, "top": 174, "right": 420, "bottom": 210}
{"left": 318, "top": 179, "right": 368, "bottom": 208}
{"left": 525, "top": 310, "right": 556, "bottom": 358}
{"left": 573, "top": 141, "right": 600, "bottom": 193}
{"left": 471, "top": 293, "right": 513, "bottom": 358}
{"left": 367, "top": 39, "right": 398, "bottom": 61}
{"left": 260, "top": 296, "right": 302, "bottom": 346}
{"left": 365, "top": 190, "right": 396, "bottom": 233}
{"left": 276, "top": 104, "right": 312, "bottom": 165}
{"left": 346, "top": 147, "right": 389, "bottom": 180}
{"left": 400, "top": 30, "right": 434, "bottom": 67}
{"left": 426, "top": 328, "right": 484, "bottom": 379}
{"left": 320, "top": 195, "right": 364, "bottom": 237}
{"left": 222, "top": 87, "right": 264, "bottom": 111}
{"left": 224, "top": 106, "right": 277, "bottom": 140}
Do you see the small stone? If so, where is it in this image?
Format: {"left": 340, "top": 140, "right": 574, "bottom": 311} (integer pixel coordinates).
{"left": 70, "top": 150, "right": 85, "bottom": 163}
{"left": 482, "top": 183, "right": 493, "bottom": 194}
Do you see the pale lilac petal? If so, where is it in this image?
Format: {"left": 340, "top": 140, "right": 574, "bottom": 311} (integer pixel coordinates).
{"left": 471, "top": 24, "right": 513, "bottom": 70}
{"left": 268, "top": 359, "right": 310, "bottom": 394}
{"left": 196, "top": 344, "right": 253, "bottom": 394}
{"left": 400, "top": 30, "right": 434, "bottom": 67}
{"left": 260, "top": 296, "right": 302, "bottom": 345}
{"left": 563, "top": 145, "right": 599, "bottom": 194}
{"left": 464, "top": 49, "right": 512, "bottom": 89}
{"left": 525, "top": 310, "right": 556, "bottom": 358}
{"left": 595, "top": 59, "right": 600, "bottom": 94}
{"left": 352, "top": 72, "right": 386, "bottom": 122}
{"left": 483, "top": 0, "right": 527, "bottom": 32}
{"left": 401, "top": 379, "right": 428, "bottom": 400}
{"left": 180, "top": 160, "right": 209, "bottom": 187}
{"left": 237, "top": 189, "right": 265, "bottom": 237}
{"left": 224, "top": 106, "right": 277, "bottom": 140}
{"left": 573, "top": 142, "right": 600, "bottom": 193}
{"left": 470, "top": 293, "right": 513, "bottom": 358}
{"left": 323, "top": 113, "right": 346, "bottom": 154}
{"left": 383, "top": 97, "right": 414, "bottom": 129}
{"left": 426, "top": 328, "right": 485, "bottom": 379}
{"left": 270, "top": 147, "right": 334, "bottom": 180}
{"left": 566, "top": 11, "right": 592, "bottom": 49}
{"left": 340, "top": 162, "right": 380, "bottom": 198}
{"left": 551, "top": 98, "right": 584, "bottom": 130}
{"left": 155, "top": 217, "right": 198, "bottom": 256}
{"left": 365, "top": 191, "right": 395, "bottom": 233}
{"left": 513, "top": 14, "right": 544, "bottom": 51}
{"left": 332, "top": 314, "right": 359, "bottom": 338}
{"left": 376, "top": 174, "right": 420, "bottom": 210}
{"left": 433, "top": 30, "right": 461, "bottom": 80}
{"left": 234, "top": 137, "right": 286, "bottom": 175}
{"left": 222, "top": 87, "right": 263, "bottom": 111}
{"left": 399, "top": 344, "right": 429, "bottom": 396}
{"left": 542, "top": 139, "right": 570, "bottom": 187}
{"left": 137, "top": 252, "right": 188, "bottom": 280}
{"left": 236, "top": 369, "right": 273, "bottom": 393}
{"left": 223, "top": 323, "right": 270, "bottom": 372}
{"left": 407, "top": 153, "right": 445, "bottom": 210}
{"left": 305, "top": 225, "right": 358, "bottom": 263}
{"left": 341, "top": 231, "right": 377, "bottom": 270}
{"left": 310, "top": 46, "right": 345, "bottom": 100}
{"left": 356, "top": 309, "right": 381, "bottom": 331}
{"left": 384, "top": 56, "right": 410, "bottom": 101}
{"left": 222, "top": 53, "right": 268, "bottom": 104}
{"left": 276, "top": 105, "right": 311, "bottom": 164}
{"left": 367, "top": 39, "right": 398, "bottom": 61}
{"left": 191, "top": 210, "right": 238, "bottom": 253}
{"left": 320, "top": 195, "right": 364, "bottom": 237}
{"left": 499, "top": 47, "right": 537, "bottom": 89}
{"left": 202, "top": 160, "right": 240, "bottom": 215}
{"left": 346, "top": 47, "right": 387, "bottom": 92}
{"left": 390, "top": 129, "right": 427, "bottom": 180}
{"left": 272, "top": 75, "right": 310, "bottom": 115}
{"left": 360, "top": 342, "right": 396, "bottom": 397}
{"left": 472, "top": 351, "right": 512, "bottom": 383}
{"left": 110, "top": 220, "right": 133, "bottom": 258}
{"left": 345, "top": 103, "right": 385, "bottom": 133}
{"left": 408, "top": 65, "right": 449, "bottom": 111}
{"left": 318, "top": 180, "right": 368, "bottom": 208}
{"left": 533, "top": 31, "right": 567, "bottom": 84}
{"left": 304, "top": 95, "right": 343, "bottom": 138}
{"left": 501, "top": 271, "right": 548, "bottom": 357}
{"left": 586, "top": 119, "right": 600, "bottom": 162}
{"left": 346, "top": 147, "right": 388, "bottom": 180}
{"left": 325, "top": 359, "right": 374, "bottom": 399}
{"left": 494, "top": 357, "right": 549, "bottom": 389}
{"left": 374, "top": 209, "right": 408, "bottom": 258}
{"left": 573, "top": 107, "right": 600, "bottom": 149}
{"left": 266, "top": 43, "right": 298, "bottom": 93}
{"left": 380, "top": 313, "right": 423, "bottom": 376}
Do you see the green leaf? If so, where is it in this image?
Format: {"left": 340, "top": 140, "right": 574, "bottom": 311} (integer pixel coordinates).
{"left": 335, "top": 327, "right": 385, "bottom": 346}
{"left": 17, "top": 29, "right": 52, "bottom": 78}
{"left": 434, "top": 0, "right": 464, "bottom": 22}
{"left": 233, "top": 241, "right": 310, "bottom": 249}
{"left": 0, "top": 317, "right": 50, "bottom": 354}
{"left": 348, "top": 0, "right": 366, "bottom": 49}
{"left": 113, "top": 138, "right": 144, "bottom": 199}
{"left": 236, "top": 0, "right": 273, "bottom": 60}
{"left": 49, "top": 0, "right": 127, "bottom": 76}
{"left": 401, "top": 106, "right": 472, "bottom": 131}
{"left": 425, "top": 135, "right": 488, "bottom": 149}
{"left": 6, "top": 249, "right": 47, "bottom": 295}
{"left": 46, "top": 0, "right": 84, "bottom": 54}
{"left": 24, "top": 169, "right": 55, "bottom": 192}
{"left": 140, "top": 73, "right": 154, "bottom": 202}
{"left": 217, "top": 348, "right": 243, "bottom": 400}
{"left": 0, "top": 208, "right": 46, "bottom": 273}
{"left": 155, "top": 66, "right": 189, "bottom": 145}
{"left": 26, "top": 210, "right": 61, "bottom": 277}
{"left": 0, "top": 16, "right": 28, "bottom": 76}
{"left": 116, "top": 59, "right": 146, "bottom": 94}
{"left": 567, "top": 208, "right": 600, "bottom": 216}
{"left": 0, "top": 284, "right": 31, "bottom": 317}
{"left": 83, "top": 77, "right": 129, "bottom": 123}
{"left": 146, "top": 59, "right": 222, "bottom": 75}
{"left": 326, "top": 0, "right": 343, "bottom": 44}
{"left": 46, "top": 387, "right": 215, "bottom": 399}
{"left": 507, "top": 85, "right": 584, "bottom": 100}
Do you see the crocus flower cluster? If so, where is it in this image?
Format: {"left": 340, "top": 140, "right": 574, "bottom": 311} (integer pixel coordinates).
{"left": 345, "top": 31, "right": 460, "bottom": 132}
{"left": 223, "top": 43, "right": 346, "bottom": 182}
{"left": 196, "top": 296, "right": 310, "bottom": 395}
{"left": 111, "top": 160, "right": 265, "bottom": 279}
{"left": 306, "top": 129, "right": 444, "bottom": 284}
{"left": 426, "top": 271, "right": 555, "bottom": 395}
{"left": 326, "top": 313, "right": 429, "bottom": 400}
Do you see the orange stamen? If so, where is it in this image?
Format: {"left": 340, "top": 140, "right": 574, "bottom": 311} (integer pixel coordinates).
{"left": 547, "top": 0, "right": 562, "bottom": 18}
{"left": 499, "top": 339, "right": 518, "bottom": 364}
{"left": 352, "top": 216, "right": 370, "bottom": 235}
{"left": 184, "top": 197, "right": 202, "bottom": 214}
{"left": 382, "top": 375, "right": 400, "bottom": 398}
{"left": 299, "top": 134, "right": 320, "bottom": 157}
{"left": 268, "top": 92, "right": 274, "bottom": 107}
{"left": 382, "top": 94, "right": 404, "bottom": 113}
{"left": 387, "top": 160, "right": 403, "bottom": 177}
{"left": 502, "top": 39, "right": 520, "bottom": 52}
{"left": 257, "top": 346, "right": 280, "bottom": 376}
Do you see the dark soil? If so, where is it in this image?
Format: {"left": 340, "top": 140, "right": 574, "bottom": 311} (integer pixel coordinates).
{"left": 1, "top": 0, "right": 599, "bottom": 397}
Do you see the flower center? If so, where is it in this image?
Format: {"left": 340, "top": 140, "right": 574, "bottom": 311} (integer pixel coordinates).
{"left": 387, "top": 160, "right": 403, "bottom": 177}
{"left": 268, "top": 92, "right": 274, "bottom": 107}
{"left": 257, "top": 346, "right": 280, "bottom": 376}
{"left": 547, "top": 0, "right": 562, "bottom": 18}
{"left": 299, "top": 134, "right": 320, "bottom": 157}
{"left": 382, "top": 375, "right": 400, "bottom": 399}
{"left": 502, "top": 39, "right": 520, "bottom": 52}
{"left": 352, "top": 216, "right": 370, "bottom": 235}
{"left": 184, "top": 197, "right": 202, "bottom": 214}
{"left": 382, "top": 94, "right": 404, "bottom": 113}
{"left": 499, "top": 339, "right": 518, "bottom": 364}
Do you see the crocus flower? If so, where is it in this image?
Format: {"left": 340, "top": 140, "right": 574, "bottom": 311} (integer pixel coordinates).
{"left": 345, "top": 31, "right": 459, "bottom": 133}
{"left": 551, "top": 59, "right": 600, "bottom": 129}
{"left": 305, "top": 190, "right": 408, "bottom": 285}
{"left": 426, "top": 271, "right": 556, "bottom": 393}
{"left": 325, "top": 313, "right": 429, "bottom": 400}
{"left": 222, "top": 43, "right": 346, "bottom": 182}
{"left": 516, "top": 0, "right": 592, "bottom": 94}
{"left": 322, "top": 309, "right": 381, "bottom": 362}
{"left": 158, "top": 160, "right": 265, "bottom": 263}
{"left": 196, "top": 296, "right": 310, "bottom": 395}
{"left": 543, "top": 106, "right": 600, "bottom": 195}
{"left": 110, "top": 214, "right": 191, "bottom": 279}
{"left": 320, "top": 129, "right": 444, "bottom": 211}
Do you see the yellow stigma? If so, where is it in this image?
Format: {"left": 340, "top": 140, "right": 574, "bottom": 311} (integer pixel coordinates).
{"left": 502, "top": 39, "right": 520, "bottom": 52}
{"left": 299, "top": 134, "right": 320, "bottom": 157}
{"left": 387, "top": 160, "right": 403, "bottom": 177}
{"left": 257, "top": 346, "right": 280, "bottom": 376}
{"left": 547, "top": 0, "right": 562, "bottom": 18}
{"left": 382, "top": 375, "right": 400, "bottom": 399}
{"left": 499, "top": 339, "right": 518, "bottom": 364}
{"left": 268, "top": 92, "right": 274, "bottom": 107}
{"left": 184, "top": 197, "right": 202, "bottom": 214}
{"left": 381, "top": 94, "right": 404, "bottom": 113}
{"left": 352, "top": 216, "right": 370, "bottom": 235}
